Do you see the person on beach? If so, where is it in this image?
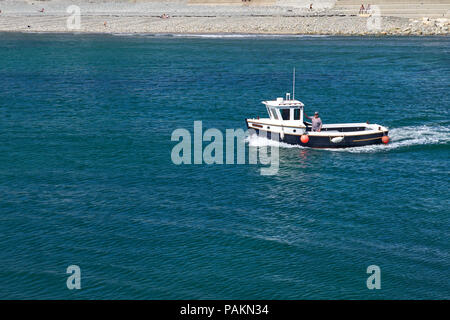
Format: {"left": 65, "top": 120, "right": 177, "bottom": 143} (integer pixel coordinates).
{"left": 39, "top": 8, "right": 44, "bottom": 13}
{"left": 359, "top": 4, "right": 365, "bottom": 14}
{"left": 305, "top": 111, "right": 322, "bottom": 132}
{"left": 366, "top": 4, "right": 371, "bottom": 14}
{"left": 310, "top": 4, "right": 313, "bottom": 10}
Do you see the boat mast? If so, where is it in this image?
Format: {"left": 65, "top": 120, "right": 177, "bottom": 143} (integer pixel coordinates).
{"left": 292, "top": 67, "right": 295, "bottom": 100}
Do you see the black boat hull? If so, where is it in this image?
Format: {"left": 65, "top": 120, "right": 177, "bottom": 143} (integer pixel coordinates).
{"left": 248, "top": 128, "right": 388, "bottom": 148}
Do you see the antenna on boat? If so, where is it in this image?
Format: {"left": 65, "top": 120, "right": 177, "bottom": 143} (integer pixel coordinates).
{"left": 292, "top": 67, "right": 295, "bottom": 100}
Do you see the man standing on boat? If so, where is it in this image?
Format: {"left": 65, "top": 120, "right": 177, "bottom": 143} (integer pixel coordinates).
{"left": 305, "top": 111, "right": 322, "bottom": 132}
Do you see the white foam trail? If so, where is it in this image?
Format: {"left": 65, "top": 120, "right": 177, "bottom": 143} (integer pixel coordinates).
{"left": 246, "top": 133, "right": 306, "bottom": 149}
{"left": 246, "top": 125, "right": 450, "bottom": 153}
{"left": 111, "top": 33, "right": 329, "bottom": 39}
{"left": 111, "top": 33, "right": 139, "bottom": 37}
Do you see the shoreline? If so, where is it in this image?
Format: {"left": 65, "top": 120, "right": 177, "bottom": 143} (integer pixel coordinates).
{"left": 2, "top": 30, "right": 448, "bottom": 38}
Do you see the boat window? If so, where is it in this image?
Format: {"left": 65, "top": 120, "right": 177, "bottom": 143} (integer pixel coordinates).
{"left": 281, "top": 109, "right": 290, "bottom": 120}
{"left": 271, "top": 108, "right": 279, "bottom": 120}
{"left": 294, "top": 109, "right": 301, "bottom": 120}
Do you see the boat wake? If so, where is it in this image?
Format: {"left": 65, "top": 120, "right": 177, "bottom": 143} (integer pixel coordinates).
{"left": 246, "top": 124, "right": 450, "bottom": 153}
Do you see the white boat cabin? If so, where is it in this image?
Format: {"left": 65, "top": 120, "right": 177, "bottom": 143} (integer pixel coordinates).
{"left": 262, "top": 93, "right": 306, "bottom": 127}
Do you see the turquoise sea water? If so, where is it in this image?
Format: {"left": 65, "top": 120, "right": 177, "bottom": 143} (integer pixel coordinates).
{"left": 0, "top": 33, "right": 449, "bottom": 299}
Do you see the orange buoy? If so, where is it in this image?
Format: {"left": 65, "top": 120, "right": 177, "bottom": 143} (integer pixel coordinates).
{"left": 300, "top": 134, "right": 309, "bottom": 144}
{"left": 382, "top": 136, "right": 389, "bottom": 144}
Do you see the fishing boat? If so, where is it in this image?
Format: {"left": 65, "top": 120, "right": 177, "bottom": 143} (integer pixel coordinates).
{"left": 245, "top": 92, "right": 389, "bottom": 148}
{"left": 246, "top": 93, "right": 389, "bottom": 148}
{"left": 245, "top": 70, "right": 389, "bottom": 148}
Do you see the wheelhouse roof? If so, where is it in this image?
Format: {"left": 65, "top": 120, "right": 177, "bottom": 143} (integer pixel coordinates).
{"left": 262, "top": 98, "right": 304, "bottom": 108}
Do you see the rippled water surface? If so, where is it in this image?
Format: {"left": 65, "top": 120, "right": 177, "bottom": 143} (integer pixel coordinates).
{"left": 0, "top": 33, "right": 449, "bottom": 299}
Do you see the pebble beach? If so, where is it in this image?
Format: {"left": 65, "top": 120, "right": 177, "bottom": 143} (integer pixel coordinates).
{"left": 0, "top": 0, "right": 448, "bottom": 36}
